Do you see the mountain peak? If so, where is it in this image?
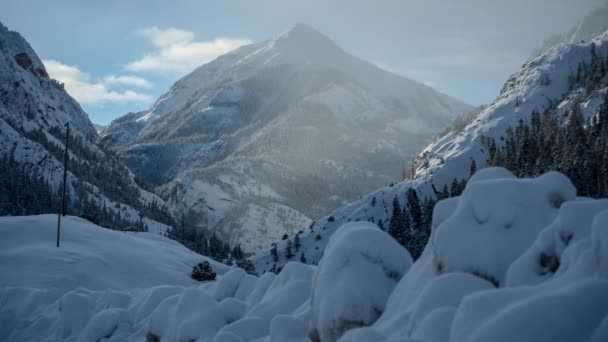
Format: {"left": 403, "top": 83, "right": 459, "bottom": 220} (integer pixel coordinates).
{"left": 288, "top": 23, "right": 323, "bottom": 37}
{"left": 276, "top": 23, "right": 338, "bottom": 52}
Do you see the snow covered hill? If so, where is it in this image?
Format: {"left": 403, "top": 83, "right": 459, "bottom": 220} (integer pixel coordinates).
{"left": 101, "top": 23, "right": 471, "bottom": 252}
{"left": 251, "top": 29, "right": 608, "bottom": 272}
{"left": 0, "top": 215, "right": 228, "bottom": 292}
{"left": 2, "top": 170, "right": 607, "bottom": 341}
{"left": 0, "top": 22, "right": 175, "bottom": 232}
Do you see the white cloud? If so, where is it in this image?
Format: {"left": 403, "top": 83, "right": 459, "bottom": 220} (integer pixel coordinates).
{"left": 103, "top": 75, "right": 153, "bottom": 88}
{"left": 43, "top": 59, "right": 153, "bottom": 105}
{"left": 125, "top": 26, "right": 251, "bottom": 74}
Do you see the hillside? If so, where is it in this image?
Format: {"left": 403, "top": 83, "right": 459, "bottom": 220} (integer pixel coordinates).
{"left": 0, "top": 22, "right": 175, "bottom": 232}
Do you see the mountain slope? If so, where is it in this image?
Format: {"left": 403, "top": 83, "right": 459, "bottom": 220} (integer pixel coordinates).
{"left": 0, "top": 22, "right": 174, "bottom": 232}
{"left": 251, "top": 30, "right": 608, "bottom": 272}
{"left": 102, "top": 24, "right": 471, "bottom": 252}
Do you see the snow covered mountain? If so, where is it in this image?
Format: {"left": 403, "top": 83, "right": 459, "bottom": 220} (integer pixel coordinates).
{"left": 0, "top": 22, "right": 174, "bottom": 232}
{"left": 101, "top": 23, "right": 471, "bottom": 252}
{"left": 251, "top": 29, "right": 608, "bottom": 272}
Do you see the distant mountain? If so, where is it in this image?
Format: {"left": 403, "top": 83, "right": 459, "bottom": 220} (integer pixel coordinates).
{"left": 0, "top": 22, "right": 174, "bottom": 232}
{"left": 102, "top": 23, "right": 471, "bottom": 252}
{"left": 252, "top": 29, "right": 608, "bottom": 272}
{"left": 93, "top": 123, "right": 106, "bottom": 133}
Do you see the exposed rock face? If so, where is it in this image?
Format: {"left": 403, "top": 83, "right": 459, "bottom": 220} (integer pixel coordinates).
{"left": 14, "top": 52, "right": 32, "bottom": 69}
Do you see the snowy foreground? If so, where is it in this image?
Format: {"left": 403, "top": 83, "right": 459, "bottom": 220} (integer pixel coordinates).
{"left": 2, "top": 168, "right": 608, "bottom": 341}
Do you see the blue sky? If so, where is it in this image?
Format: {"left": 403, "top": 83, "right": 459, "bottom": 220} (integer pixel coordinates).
{"left": 1, "top": 0, "right": 605, "bottom": 124}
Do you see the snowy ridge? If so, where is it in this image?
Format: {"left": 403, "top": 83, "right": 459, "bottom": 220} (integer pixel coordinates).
{"left": 250, "top": 29, "right": 608, "bottom": 272}
{"left": 0, "top": 22, "right": 174, "bottom": 232}
{"left": 101, "top": 23, "right": 471, "bottom": 252}
{"left": 2, "top": 169, "right": 608, "bottom": 341}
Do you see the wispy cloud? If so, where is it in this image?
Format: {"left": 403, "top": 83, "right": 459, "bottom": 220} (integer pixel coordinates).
{"left": 43, "top": 59, "right": 153, "bottom": 105}
{"left": 125, "top": 26, "right": 251, "bottom": 74}
{"left": 374, "top": 62, "right": 439, "bottom": 88}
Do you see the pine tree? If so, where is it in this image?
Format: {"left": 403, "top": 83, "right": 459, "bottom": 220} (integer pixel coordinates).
{"left": 469, "top": 159, "right": 477, "bottom": 178}
{"left": 300, "top": 252, "right": 307, "bottom": 264}
{"left": 285, "top": 240, "right": 294, "bottom": 259}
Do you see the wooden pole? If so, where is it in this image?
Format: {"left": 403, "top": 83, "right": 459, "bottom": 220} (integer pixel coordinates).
{"left": 56, "top": 122, "right": 69, "bottom": 248}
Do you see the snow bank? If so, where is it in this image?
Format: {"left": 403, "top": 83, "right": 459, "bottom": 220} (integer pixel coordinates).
{"left": 311, "top": 222, "right": 412, "bottom": 341}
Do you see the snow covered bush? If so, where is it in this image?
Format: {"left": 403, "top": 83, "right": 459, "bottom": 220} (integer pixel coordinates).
{"left": 310, "top": 222, "right": 412, "bottom": 341}
{"left": 191, "top": 261, "right": 217, "bottom": 281}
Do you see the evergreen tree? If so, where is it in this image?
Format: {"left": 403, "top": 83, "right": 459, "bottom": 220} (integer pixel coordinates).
{"left": 294, "top": 233, "right": 301, "bottom": 251}
{"left": 407, "top": 188, "right": 422, "bottom": 230}
{"left": 271, "top": 243, "right": 279, "bottom": 262}
{"left": 469, "top": 159, "right": 477, "bottom": 177}
{"left": 191, "top": 261, "right": 216, "bottom": 281}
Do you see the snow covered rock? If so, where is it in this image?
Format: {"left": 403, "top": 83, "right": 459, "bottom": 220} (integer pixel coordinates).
{"left": 311, "top": 222, "right": 412, "bottom": 341}
{"left": 468, "top": 280, "right": 608, "bottom": 342}
{"left": 507, "top": 199, "right": 608, "bottom": 286}
{"left": 147, "top": 287, "right": 226, "bottom": 341}
{"left": 270, "top": 315, "right": 309, "bottom": 342}
{"left": 433, "top": 168, "right": 576, "bottom": 286}
{"left": 248, "top": 262, "right": 314, "bottom": 322}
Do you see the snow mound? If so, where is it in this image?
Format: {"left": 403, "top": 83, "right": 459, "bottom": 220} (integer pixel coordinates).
{"left": 311, "top": 222, "right": 412, "bottom": 341}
